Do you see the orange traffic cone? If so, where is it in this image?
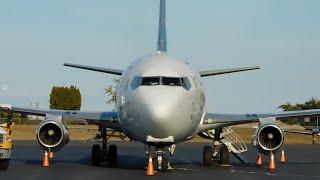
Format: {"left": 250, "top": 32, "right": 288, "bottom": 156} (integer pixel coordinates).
{"left": 42, "top": 151, "right": 50, "bottom": 167}
{"left": 280, "top": 149, "right": 286, "bottom": 164}
{"left": 268, "top": 152, "right": 276, "bottom": 170}
{"left": 146, "top": 156, "right": 155, "bottom": 176}
{"left": 256, "top": 154, "right": 263, "bottom": 167}
{"left": 49, "top": 152, "right": 54, "bottom": 159}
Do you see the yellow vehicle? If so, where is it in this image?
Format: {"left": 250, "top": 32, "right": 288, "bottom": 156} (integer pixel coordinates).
{"left": 0, "top": 109, "right": 13, "bottom": 170}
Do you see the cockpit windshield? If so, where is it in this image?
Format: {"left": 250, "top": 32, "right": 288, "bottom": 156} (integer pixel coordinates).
{"left": 162, "top": 77, "right": 182, "bottom": 86}
{"left": 141, "top": 77, "right": 160, "bottom": 86}
{"left": 131, "top": 76, "right": 191, "bottom": 90}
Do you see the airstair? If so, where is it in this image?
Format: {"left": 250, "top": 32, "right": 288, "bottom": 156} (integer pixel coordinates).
{"left": 220, "top": 127, "right": 248, "bottom": 164}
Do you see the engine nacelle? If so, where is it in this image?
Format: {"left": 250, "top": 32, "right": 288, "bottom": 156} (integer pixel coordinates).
{"left": 252, "top": 124, "right": 284, "bottom": 155}
{"left": 36, "top": 120, "right": 70, "bottom": 152}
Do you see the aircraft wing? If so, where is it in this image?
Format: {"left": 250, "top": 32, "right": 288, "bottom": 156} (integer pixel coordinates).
{"left": 64, "top": 63, "right": 123, "bottom": 75}
{"left": 199, "top": 66, "right": 260, "bottom": 77}
{"left": 283, "top": 130, "right": 312, "bottom": 135}
{"left": 200, "top": 109, "right": 320, "bottom": 131}
{"left": 0, "top": 105, "right": 120, "bottom": 131}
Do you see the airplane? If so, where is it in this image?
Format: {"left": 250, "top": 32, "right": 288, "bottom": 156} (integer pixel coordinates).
{"left": 2, "top": 0, "right": 320, "bottom": 172}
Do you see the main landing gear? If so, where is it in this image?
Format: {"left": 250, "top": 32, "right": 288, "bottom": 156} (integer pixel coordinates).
{"left": 203, "top": 144, "right": 230, "bottom": 166}
{"left": 91, "top": 126, "right": 118, "bottom": 167}
{"left": 203, "top": 128, "right": 230, "bottom": 167}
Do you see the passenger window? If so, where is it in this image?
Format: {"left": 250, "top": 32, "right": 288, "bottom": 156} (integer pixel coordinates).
{"left": 162, "top": 77, "right": 182, "bottom": 86}
{"left": 141, "top": 77, "right": 160, "bottom": 86}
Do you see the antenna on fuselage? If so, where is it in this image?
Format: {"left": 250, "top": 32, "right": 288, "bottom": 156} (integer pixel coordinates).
{"left": 157, "top": 0, "right": 167, "bottom": 52}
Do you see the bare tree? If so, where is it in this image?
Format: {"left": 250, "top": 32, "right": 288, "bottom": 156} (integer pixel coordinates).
{"left": 105, "top": 78, "right": 120, "bottom": 110}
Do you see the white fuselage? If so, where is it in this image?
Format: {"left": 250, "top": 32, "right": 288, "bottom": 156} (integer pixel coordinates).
{"left": 116, "top": 53, "right": 205, "bottom": 144}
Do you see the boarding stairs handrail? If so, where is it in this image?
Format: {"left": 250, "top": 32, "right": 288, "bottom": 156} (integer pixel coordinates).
{"left": 220, "top": 127, "right": 247, "bottom": 154}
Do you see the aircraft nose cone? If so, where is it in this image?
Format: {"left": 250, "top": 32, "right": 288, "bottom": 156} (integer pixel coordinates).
{"left": 137, "top": 88, "right": 187, "bottom": 135}
{"left": 126, "top": 87, "right": 194, "bottom": 140}
{"left": 145, "top": 101, "right": 173, "bottom": 123}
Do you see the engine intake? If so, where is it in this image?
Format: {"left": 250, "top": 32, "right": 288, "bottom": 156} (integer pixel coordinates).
{"left": 253, "top": 124, "right": 284, "bottom": 155}
{"left": 36, "top": 120, "right": 70, "bottom": 152}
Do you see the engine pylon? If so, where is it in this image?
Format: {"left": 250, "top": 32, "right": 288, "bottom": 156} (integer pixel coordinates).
{"left": 42, "top": 151, "right": 50, "bottom": 167}
{"left": 280, "top": 149, "right": 286, "bottom": 164}
{"left": 256, "top": 154, "right": 263, "bottom": 167}
{"left": 268, "top": 152, "right": 276, "bottom": 170}
{"left": 146, "top": 156, "right": 156, "bottom": 176}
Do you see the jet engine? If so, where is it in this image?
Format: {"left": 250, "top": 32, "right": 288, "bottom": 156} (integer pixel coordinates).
{"left": 252, "top": 124, "right": 284, "bottom": 155}
{"left": 36, "top": 120, "right": 70, "bottom": 152}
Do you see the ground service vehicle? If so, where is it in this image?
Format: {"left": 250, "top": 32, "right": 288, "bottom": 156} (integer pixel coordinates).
{"left": 0, "top": 107, "right": 13, "bottom": 171}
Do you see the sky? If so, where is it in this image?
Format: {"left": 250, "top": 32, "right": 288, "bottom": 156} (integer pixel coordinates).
{"left": 0, "top": 0, "right": 320, "bottom": 113}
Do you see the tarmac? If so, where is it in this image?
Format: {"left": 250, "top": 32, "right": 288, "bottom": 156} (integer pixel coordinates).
{"left": 1, "top": 141, "right": 320, "bottom": 180}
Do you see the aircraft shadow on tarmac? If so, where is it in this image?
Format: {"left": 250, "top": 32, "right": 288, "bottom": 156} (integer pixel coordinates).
{"left": 12, "top": 142, "right": 320, "bottom": 171}
{"left": 18, "top": 156, "right": 208, "bottom": 170}
{"left": 21, "top": 155, "right": 148, "bottom": 170}
{"left": 18, "top": 155, "right": 320, "bottom": 171}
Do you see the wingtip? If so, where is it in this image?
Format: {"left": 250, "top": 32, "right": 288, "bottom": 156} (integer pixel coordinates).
{"left": 64, "top": 63, "right": 75, "bottom": 67}
{"left": 254, "top": 66, "right": 261, "bottom": 70}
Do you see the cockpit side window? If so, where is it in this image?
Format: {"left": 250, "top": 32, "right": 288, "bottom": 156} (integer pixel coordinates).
{"left": 162, "top": 77, "right": 182, "bottom": 86}
{"left": 131, "top": 77, "right": 142, "bottom": 90}
{"left": 141, "top": 77, "right": 160, "bottom": 86}
{"left": 182, "top": 77, "right": 191, "bottom": 90}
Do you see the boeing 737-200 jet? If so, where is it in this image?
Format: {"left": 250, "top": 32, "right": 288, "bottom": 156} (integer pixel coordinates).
{"left": 1, "top": 0, "right": 320, "bottom": 171}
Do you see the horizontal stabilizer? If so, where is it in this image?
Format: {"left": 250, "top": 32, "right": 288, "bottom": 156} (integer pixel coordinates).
{"left": 64, "top": 63, "right": 123, "bottom": 76}
{"left": 199, "top": 66, "right": 260, "bottom": 77}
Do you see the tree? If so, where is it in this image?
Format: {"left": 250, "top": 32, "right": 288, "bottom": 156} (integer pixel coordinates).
{"left": 49, "top": 86, "right": 81, "bottom": 110}
{"left": 105, "top": 78, "right": 120, "bottom": 110}
{"left": 279, "top": 97, "right": 320, "bottom": 111}
{"left": 279, "top": 97, "right": 320, "bottom": 125}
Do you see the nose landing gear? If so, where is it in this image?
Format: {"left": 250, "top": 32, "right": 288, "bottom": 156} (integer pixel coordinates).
{"left": 154, "top": 149, "right": 169, "bottom": 171}
{"left": 145, "top": 145, "right": 173, "bottom": 172}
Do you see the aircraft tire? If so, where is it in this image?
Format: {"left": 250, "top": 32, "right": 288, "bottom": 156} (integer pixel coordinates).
{"left": 203, "top": 146, "right": 213, "bottom": 166}
{"left": 219, "top": 145, "right": 230, "bottom": 165}
{"left": 92, "top": 144, "right": 101, "bottom": 166}
{"left": 0, "top": 160, "right": 10, "bottom": 171}
{"left": 152, "top": 157, "right": 158, "bottom": 170}
{"left": 108, "top": 145, "right": 118, "bottom": 167}
{"left": 161, "top": 157, "right": 169, "bottom": 172}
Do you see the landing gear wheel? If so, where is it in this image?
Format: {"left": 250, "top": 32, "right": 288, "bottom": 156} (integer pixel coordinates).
{"left": 108, "top": 145, "right": 118, "bottom": 167}
{"left": 0, "top": 160, "right": 9, "bottom": 171}
{"left": 152, "top": 157, "right": 159, "bottom": 170}
{"left": 203, "top": 146, "right": 213, "bottom": 166}
{"left": 219, "top": 145, "right": 230, "bottom": 165}
{"left": 161, "top": 157, "right": 169, "bottom": 172}
{"left": 92, "top": 144, "right": 101, "bottom": 166}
